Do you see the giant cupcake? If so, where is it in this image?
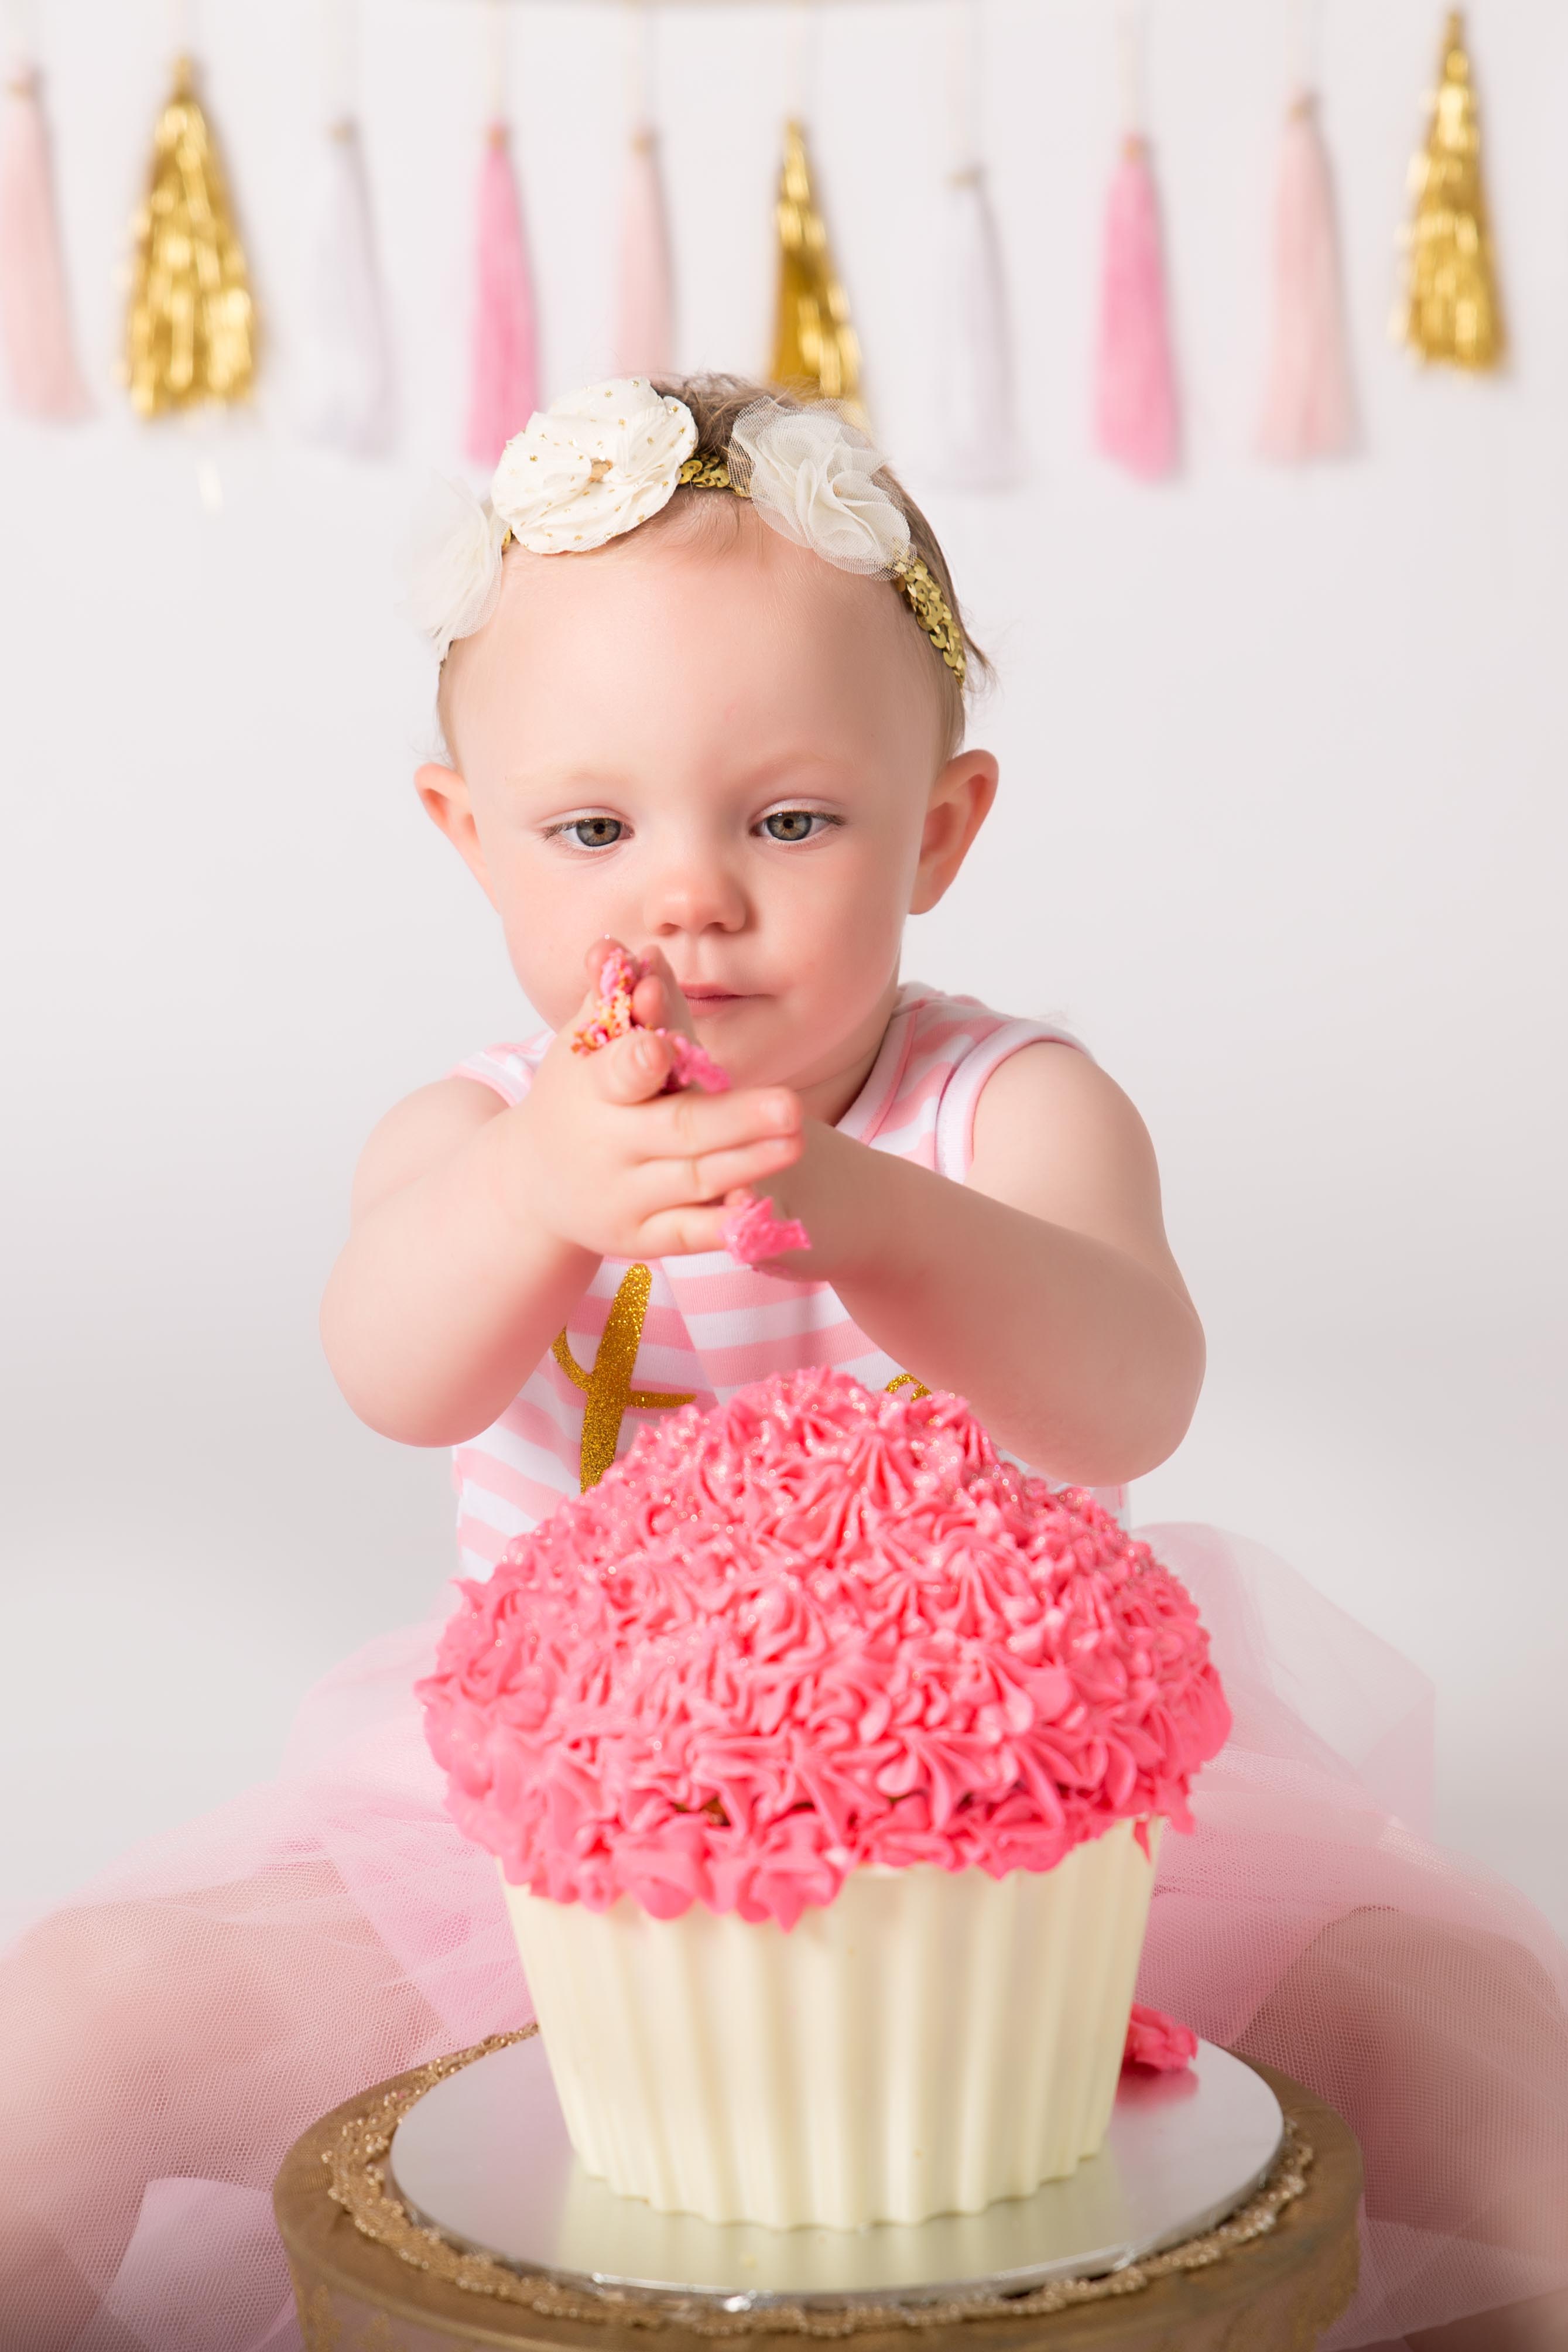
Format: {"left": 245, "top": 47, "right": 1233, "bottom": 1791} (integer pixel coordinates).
{"left": 419, "top": 1369, "right": 1231, "bottom": 2229}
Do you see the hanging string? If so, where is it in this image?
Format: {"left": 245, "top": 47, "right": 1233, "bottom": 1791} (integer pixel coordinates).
{"left": 1257, "top": 0, "right": 1355, "bottom": 461}
{"left": 1093, "top": 0, "right": 1179, "bottom": 480}
{"left": 466, "top": 0, "right": 537, "bottom": 464}
{"left": 1283, "top": 0, "right": 1314, "bottom": 97}
{"left": 783, "top": 0, "right": 816, "bottom": 131}
{"left": 482, "top": 0, "right": 506, "bottom": 128}
{"left": 322, "top": 0, "right": 355, "bottom": 125}
{"left": 1115, "top": 0, "right": 1147, "bottom": 142}
{"left": 934, "top": 0, "right": 1019, "bottom": 489}
{"left": 613, "top": 0, "right": 673, "bottom": 377}
{"left": 0, "top": 0, "right": 93, "bottom": 418}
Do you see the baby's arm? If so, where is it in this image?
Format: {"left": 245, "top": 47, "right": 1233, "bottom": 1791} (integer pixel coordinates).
{"left": 755, "top": 1045, "right": 1203, "bottom": 1486}
{"left": 321, "top": 952, "right": 802, "bottom": 1445}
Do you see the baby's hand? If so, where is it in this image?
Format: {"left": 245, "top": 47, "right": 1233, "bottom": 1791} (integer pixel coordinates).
{"left": 503, "top": 944, "right": 803, "bottom": 1262}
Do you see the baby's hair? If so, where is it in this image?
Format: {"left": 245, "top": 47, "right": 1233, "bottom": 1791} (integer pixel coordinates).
{"left": 653, "top": 372, "right": 991, "bottom": 760}
{"left": 436, "top": 372, "right": 990, "bottom": 765}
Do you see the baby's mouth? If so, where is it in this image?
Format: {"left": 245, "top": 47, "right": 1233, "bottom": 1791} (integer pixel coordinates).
{"left": 680, "top": 987, "right": 756, "bottom": 1007}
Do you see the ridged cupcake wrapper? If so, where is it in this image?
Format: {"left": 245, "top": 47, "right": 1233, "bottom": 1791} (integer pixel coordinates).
{"left": 503, "top": 1820, "right": 1160, "bottom": 2231}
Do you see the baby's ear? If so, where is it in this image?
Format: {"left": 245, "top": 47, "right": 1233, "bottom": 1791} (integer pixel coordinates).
{"left": 910, "top": 750, "right": 999, "bottom": 914}
{"left": 415, "top": 762, "right": 497, "bottom": 905}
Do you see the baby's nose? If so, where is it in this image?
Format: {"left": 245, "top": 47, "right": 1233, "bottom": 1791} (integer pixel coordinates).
{"left": 641, "top": 851, "right": 747, "bottom": 936}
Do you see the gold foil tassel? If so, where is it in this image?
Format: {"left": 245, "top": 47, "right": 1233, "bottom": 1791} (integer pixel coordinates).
{"left": 1397, "top": 11, "right": 1503, "bottom": 370}
{"left": 124, "top": 56, "right": 257, "bottom": 416}
{"left": 771, "top": 118, "right": 863, "bottom": 419}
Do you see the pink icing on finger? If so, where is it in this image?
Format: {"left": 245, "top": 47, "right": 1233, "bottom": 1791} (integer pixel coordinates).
{"left": 1121, "top": 2003, "right": 1199, "bottom": 2073}
{"left": 662, "top": 1031, "right": 730, "bottom": 1096}
{"left": 721, "top": 1192, "right": 812, "bottom": 1266}
{"left": 570, "top": 947, "right": 730, "bottom": 1096}
{"left": 417, "top": 1369, "right": 1231, "bottom": 1931}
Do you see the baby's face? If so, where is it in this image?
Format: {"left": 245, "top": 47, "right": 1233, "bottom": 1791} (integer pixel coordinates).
{"left": 419, "top": 507, "right": 995, "bottom": 1107}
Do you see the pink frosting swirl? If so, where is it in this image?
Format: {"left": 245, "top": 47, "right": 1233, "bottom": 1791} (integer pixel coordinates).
{"left": 1122, "top": 2002, "right": 1199, "bottom": 2072}
{"left": 720, "top": 1194, "right": 813, "bottom": 1266}
{"left": 418, "top": 1369, "right": 1231, "bottom": 1930}
{"left": 570, "top": 946, "right": 730, "bottom": 1096}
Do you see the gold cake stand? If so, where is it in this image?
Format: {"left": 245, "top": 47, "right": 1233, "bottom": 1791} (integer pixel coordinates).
{"left": 274, "top": 2039, "right": 1361, "bottom": 2352}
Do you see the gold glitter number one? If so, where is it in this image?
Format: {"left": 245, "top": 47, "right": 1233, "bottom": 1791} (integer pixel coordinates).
{"left": 553, "top": 1267, "right": 933, "bottom": 1493}
{"left": 552, "top": 1265, "right": 696, "bottom": 1491}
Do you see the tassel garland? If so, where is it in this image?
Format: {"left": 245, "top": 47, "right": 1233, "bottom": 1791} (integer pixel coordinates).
{"left": 1399, "top": 9, "right": 1502, "bottom": 370}
{"left": 307, "top": 118, "right": 395, "bottom": 456}
{"left": 124, "top": 56, "right": 256, "bottom": 417}
{"left": 1094, "top": 137, "right": 1179, "bottom": 480}
{"left": 0, "top": 65, "right": 91, "bottom": 419}
{"left": 771, "top": 118, "right": 861, "bottom": 418}
{"left": 1257, "top": 95, "right": 1355, "bottom": 461}
{"left": 466, "top": 124, "right": 537, "bottom": 467}
{"left": 937, "top": 165, "right": 1019, "bottom": 489}
{"left": 613, "top": 125, "right": 673, "bottom": 378}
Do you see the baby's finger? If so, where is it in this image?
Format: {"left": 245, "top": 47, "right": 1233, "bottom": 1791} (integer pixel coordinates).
{"left": 581, "top": 935, "right": 633, "bottom": 996}
{"left": 591, "top": 1027, "right": 672, "bottom": 1104}
{"left": 629, "top": 945, "right": 691, "bottom": 1040}
{"left": 646, "top": 1130, "right": 803, "bottom": 1210}
{"left": 637, "top": 1202, "right": 741, "bottom": 1259}
{"left": 636, "top": 1083, "right": 800, "bottom": 1160}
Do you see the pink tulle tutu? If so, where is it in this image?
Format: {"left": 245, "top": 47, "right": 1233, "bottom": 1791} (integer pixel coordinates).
{"left": 2, "top": 1524, "right": 1565, "bottom": 2351}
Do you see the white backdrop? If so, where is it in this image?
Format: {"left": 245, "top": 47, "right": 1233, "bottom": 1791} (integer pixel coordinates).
{"left": 3, "top": 0, "right": 1565, "bottom": 1948}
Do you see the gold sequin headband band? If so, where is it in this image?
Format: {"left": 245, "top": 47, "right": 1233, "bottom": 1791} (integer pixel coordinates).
{"left": 675, "top": 452, "right": 967, "bottom": 688}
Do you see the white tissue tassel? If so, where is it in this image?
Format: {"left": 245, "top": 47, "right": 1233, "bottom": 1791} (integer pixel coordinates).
{"left": 937, "top": 166, "right": 1021, "bottom": 490}
{"left": 307, "top": 120, "right": 395, "bottom": 456}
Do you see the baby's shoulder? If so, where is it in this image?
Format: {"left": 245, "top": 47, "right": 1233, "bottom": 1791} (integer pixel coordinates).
{"left": 970, "top": 1034, "right": 1170, "bottom": 1249}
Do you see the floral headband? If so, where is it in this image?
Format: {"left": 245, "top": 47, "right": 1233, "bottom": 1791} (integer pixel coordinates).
{"left": 405, "top": 377, "right": 966, "bottom": 686}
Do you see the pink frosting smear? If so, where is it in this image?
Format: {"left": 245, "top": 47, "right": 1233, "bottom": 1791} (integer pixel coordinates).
{"left": 570, "top": 946, "right": 729, "bottom": 1096}
{"left": 721, "top": 1192, "right": 813, "bottom": 1266}
{"left": 419, "top": 1369, "right": 1231, "bottom": 1930}
{"left": 1122, "top": 2002, "right": 1199, "bottom": 2073}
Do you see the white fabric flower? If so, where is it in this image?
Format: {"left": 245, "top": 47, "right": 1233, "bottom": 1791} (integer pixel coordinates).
{"left": 490, "top": 377, "right": 697, "bottom": 555}
{"left": 729, "top": 399, "right": 911, "bottom": 577}
{"left": 400, "top": 475, "right": 510, "bottom": 661}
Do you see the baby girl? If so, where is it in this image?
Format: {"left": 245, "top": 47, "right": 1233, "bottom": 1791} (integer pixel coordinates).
{"left": 2, "top": 376, "right": 1563, "bottom": 2352}
{"left": 321, "top": 376, "right": 1203, "bottom": 1519}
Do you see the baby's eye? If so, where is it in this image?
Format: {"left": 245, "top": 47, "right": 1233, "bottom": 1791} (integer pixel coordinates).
{"left": 557, "top": 816, "right": 624, "bottom": 850}
{"left": 760, "top": 809, "right": 831, "bottom": 843}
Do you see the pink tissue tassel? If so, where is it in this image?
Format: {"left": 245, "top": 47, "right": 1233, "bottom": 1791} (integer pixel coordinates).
{"left": 1093, "top": 136, "right": 1178, "bottom": 480}
{"left": 1256, "top": 95, "right": 1355, "bottom": 462}
{"left": 613, "top": 123, "right": 673, "bottom": 378}
{"left": 465, "top": 122, "right": 537, "bottom": 467}
{"left": 0, "top": 66, "right": 91, "bottom": 419}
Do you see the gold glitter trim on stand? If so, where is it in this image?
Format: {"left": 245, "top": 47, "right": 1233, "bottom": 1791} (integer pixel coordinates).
{"left": 675, "top": 456, "right": 967, "bottom": 685}
{"left": 321, "top": 2026, "right": 1317, "bottom": 2339}
{"left": 553, "top": 1263, "right": 696, "bottom": 1490}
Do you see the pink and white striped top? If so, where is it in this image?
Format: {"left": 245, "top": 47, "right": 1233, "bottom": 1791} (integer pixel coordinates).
{"left": 450, "top": 983, "right": 1117, "bottom": 1574}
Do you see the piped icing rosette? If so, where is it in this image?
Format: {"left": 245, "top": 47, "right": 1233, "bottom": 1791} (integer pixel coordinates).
{"left": 419, "top": 1369, "right": 1230, "bottom": 1932}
